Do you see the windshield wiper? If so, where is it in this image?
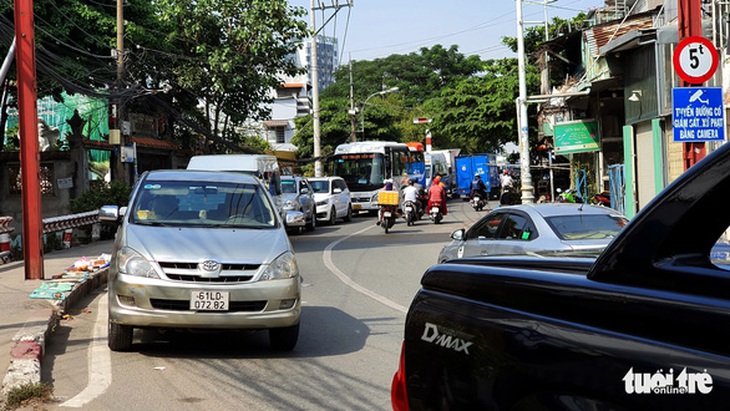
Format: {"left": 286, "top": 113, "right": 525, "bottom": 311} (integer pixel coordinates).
{"left": 134, "top": 221, "right": 171, "bottom": 227}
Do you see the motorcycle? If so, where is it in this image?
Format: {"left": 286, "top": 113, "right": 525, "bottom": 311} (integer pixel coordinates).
{"left": 403, "top": 200, "right": 418, "bottom": 226}
{"left": 379, "top": 204, "right": 397, "bottom": 233}
{"left": 557, "top": 188, "right": 584, "bottom": 204}
{"left": 470, "top": 192, "right": 485, "bottom": 211}
{"left": 592, "top": 190, "right": 611, "bottom": 207}
{"left": 500, "top": 186, "right": 520, "bottom": 206}
{"left": 429, "top": 201, "right": 443, "bottom": 224}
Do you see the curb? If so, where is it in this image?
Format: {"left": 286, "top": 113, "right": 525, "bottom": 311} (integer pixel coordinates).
{"left": 1, "top": 268, "right": 108, "bottom": 398}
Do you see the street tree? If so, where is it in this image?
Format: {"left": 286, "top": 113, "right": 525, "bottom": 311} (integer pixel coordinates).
{"left": 152, "top": 0, "right": 309, "bottom": 152}
{"left": 0, "top": 0, "right": 166, "bottom": 149}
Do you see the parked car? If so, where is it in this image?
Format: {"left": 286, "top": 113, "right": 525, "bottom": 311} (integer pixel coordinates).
{"left": 437, "top": 203, "right": 629, "bottom": 263}
{"left": 308, "top": 176, "right": 353, "bottom": 225}
{"left": 280, "top": 175, "right": 316, "bottom": 232}
{"left": 99, "top": 169, "right": 302, "bottom": 352}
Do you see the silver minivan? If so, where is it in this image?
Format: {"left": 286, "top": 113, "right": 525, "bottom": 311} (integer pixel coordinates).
{"left": 100, "top": 170, "right": 302, "bottom": 352}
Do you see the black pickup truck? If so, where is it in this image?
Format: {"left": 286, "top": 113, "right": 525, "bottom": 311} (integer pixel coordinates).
{"left": 392, "top": 143, "right": 730, "bottom": 410}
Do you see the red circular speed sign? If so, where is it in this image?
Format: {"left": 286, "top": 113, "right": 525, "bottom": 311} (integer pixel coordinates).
{"left": 673, "top": 36, "right": 718, "bottom": 84}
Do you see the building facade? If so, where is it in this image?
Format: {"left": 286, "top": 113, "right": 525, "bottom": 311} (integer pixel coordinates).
{"left": 539, "top": 0, "right": 729, "bottom": 218}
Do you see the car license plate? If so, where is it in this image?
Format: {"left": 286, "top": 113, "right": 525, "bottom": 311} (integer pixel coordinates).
{"left": 190, "top": 290, "right": 229, "bottom": 311}
{"left": 353, "top": 204, "right": 361, "bottom": 210}
{"left": 383, "top": 211, "right": 392, "bottom": 217}
{"left": 405, "top": 206, "right": 413, "bottom": 212}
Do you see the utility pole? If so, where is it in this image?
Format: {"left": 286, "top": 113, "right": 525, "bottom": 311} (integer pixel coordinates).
{"left": 310, "top": 0, "right": 353, "bottom": 177}
{"left": 14, "top": 0, "right": 44, "bottom": 279}
{"left": 113, "top": 0, "right": 129, "bottom": 183}
{"left": 516, "top": 0, "right": 535, "bottom": 204}
{"left": 348, "top": 56, "right": 357, "bottom": 142}
{"left": 310, "top": 0, "right": 321, "bottom": 176}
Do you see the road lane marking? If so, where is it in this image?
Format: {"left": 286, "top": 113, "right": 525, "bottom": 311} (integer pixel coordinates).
{"left": 323, "top": 225, "right": 407, "bottom": 314}
{"left": 60, "top": 293, "right": 112, "bottom": 408}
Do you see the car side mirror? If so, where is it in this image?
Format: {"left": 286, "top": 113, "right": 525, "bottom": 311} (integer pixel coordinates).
{"left": 450, "top": 228, "right": 465, "bottom": 241}
{"left": 99, "top": 205, "right": 121, "bottom": 223}
{"left": 300, "top": 187, "right": 309, "bottom": 194}
{"left": 333, "top": 187, "right": 342, "bottom": 194}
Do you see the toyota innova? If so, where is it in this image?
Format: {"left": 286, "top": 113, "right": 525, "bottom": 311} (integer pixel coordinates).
{"left": 100, "top": 169, "right": 302, "bottom": 351}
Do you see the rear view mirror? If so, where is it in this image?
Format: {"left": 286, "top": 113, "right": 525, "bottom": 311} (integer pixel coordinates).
{"left": 194, "top": 186, "right": 218, "bottom": 195}
{"left": 333, "top": 187, "right": 342, "bottom": 194}
{"left": 450, "top": 229, "right": 465, "bottom": 241}
{"left": 99, "top": 205, "right": 120, "bottom": 222}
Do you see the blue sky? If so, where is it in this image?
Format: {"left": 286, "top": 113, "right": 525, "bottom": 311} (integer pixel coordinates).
{"left": 288, "top": 0, "right": 605, "bottom": 63}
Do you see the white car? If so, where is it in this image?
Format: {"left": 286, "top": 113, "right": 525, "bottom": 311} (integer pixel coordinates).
{"left": 308, "top": 176, "right": 353, "bottom": 225}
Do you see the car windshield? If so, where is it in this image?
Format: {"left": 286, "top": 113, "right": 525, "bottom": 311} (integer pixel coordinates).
{"left": 130, "top": 180, "right": 276, "bottom": 228}
{"left": 309, "top": 180, "right": 330, "bottom": 193}
{"left": 545, "top": 214, "right": 628, "bottom": 240}
{"left": 281, "top": 180, "right": 298, "bottom": 194}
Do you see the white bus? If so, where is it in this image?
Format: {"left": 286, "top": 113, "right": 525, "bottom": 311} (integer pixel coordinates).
{"left": 329, "top": 141, "right": 425, "bottom": 212}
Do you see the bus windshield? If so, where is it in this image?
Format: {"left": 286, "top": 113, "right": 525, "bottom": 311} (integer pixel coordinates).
{"left": 331, "top": 153, "right": 385, "bottom": 191}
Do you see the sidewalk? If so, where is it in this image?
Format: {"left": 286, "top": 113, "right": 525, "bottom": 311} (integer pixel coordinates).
{"left": 0, "top": 239, "right": 113, "bottom": 401}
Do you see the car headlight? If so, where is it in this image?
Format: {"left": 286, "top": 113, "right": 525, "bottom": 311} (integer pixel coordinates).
{"left": 316, "top": 200, "right": 328, "bottom": 206}
{"left": 117, "top": 247, "right": 159, "bottom": 278}
{"left": 261, "top": 251, "right": 299, "bottom": 280}
{"left": 283, "top": 200, "right": 300, "bottom": 210}
{"left": 371, "top": 193, "right": 379, "bottom": 203}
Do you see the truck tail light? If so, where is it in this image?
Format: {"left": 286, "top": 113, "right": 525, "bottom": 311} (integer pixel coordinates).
{"left": 391, "top": 341, "right": 409, "bottom": 411}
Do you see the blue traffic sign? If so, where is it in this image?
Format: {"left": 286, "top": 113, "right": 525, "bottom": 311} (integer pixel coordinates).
{"left": 672, "top": 87, "right": 726, "bottom": 142}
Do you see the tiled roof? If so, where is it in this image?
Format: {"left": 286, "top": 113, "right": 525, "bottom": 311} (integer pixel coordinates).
{"left": 585, "top": 12, "right": 656, "bottom": 57}
{"left": 131, "top": 137, "right": 180, "bottom": 150}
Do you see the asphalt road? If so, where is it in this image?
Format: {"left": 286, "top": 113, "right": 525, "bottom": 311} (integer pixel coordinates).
{"left": 40, "top": 198, "right": 488, "bottom": 411}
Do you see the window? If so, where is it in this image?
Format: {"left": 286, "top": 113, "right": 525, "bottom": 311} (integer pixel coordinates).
{"left": 281, "top": 179, "right": 297, "bottom": 194}
{"left": 131, "top": 181, "right": 275, "bottom": 228}
{"left": 497, "top": 214, "right": 535, "bottom": 240}
{"left": 275, "top": 127, "right": 285, "bottom": 144}
{"left": 546, "top": 214, "right": 627, "bottom": 240}
{"left": 310, "top": 180, "right": 329, "bottom": 193}
{"left": 8, "top": 165, "right": 55, "bottom": 195}
{"left": 468, "top": 213, "right": 506, "bottom": 240}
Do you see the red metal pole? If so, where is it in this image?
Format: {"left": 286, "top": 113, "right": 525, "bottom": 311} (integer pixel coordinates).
{"left": 679, "top": 0, "right": 706, "bottom": 169}
{"left": 13, "top": 0, "right": 44, "bottom": 279}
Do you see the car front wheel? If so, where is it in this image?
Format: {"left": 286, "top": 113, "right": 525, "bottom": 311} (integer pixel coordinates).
{"left": 108, "top": 321, "right": 133, "bottom": 352}
{"left": 329, "top": 206, "right": 337, "bottom": 225}
{"left": 269, "top": 323, "right": 299, "bottom": 351}
{"left": 305, "top": 209, "right": 316, "bottom": 231}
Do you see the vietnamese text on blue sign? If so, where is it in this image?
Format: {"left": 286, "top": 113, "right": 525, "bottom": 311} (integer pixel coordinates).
{"left": 672, "top": 87, "right": 726, "bottom": 142}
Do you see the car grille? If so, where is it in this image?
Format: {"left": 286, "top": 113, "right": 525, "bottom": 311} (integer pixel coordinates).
{"left": 158, "top": 261, "right": 261, "bottom": 283}
{"left": 150, "top": 299, "right": 267, "bottom": 312}
{"left": 354, "top": 197, "right": 371, "bottom": 203}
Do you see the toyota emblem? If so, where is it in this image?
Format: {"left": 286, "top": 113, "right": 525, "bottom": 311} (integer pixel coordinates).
{"left": 201, "top": 260, "right": 220, "bottom": 272}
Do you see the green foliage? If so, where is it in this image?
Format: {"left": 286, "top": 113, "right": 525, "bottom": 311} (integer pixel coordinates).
{"left": 155, "top": 0, "right": 309, "bottom": 147}
{"left": 4, "top": 382, "right": 53, "bottom": 408}
{"left": 69, "top": 181, "right": 132, "bottom": 214}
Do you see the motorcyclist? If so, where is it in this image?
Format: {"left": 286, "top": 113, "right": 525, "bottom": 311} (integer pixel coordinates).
{"left": 469, "top": 174, "right": 487, "bottom": 200}
{"left": 499, "top": 169, "right": 514, "bottom": 195}
{"left": 427, "top": 176, "right": 448, "bottom": 216}
{"left": 377, "top": 178, "right": 396, "bottom": 226}
{"left": 402, "top": 179, "right": 421, "bottom": 216}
